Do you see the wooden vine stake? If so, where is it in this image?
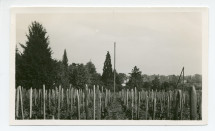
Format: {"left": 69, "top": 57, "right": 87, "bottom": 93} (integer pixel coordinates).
{"left": 84, "top": 85, "right": 89, "bottom": 119}
{"left": 15, "top": 86, "right": 20, "bottom": 118}
{"left": 30, "top": 87, "right": 32, "bottom": 119}
{"left": 105, "top": 89, "right": 107, "bottom": 108}
{"left": 180, "top": 91, "right": 183, "bottom": 119}
{"left": 93, "top": 85, "right": 96, "bottom": 120}
{"left": 43, "top": 85, "right": 46, "bottom": 119}
{"left": 199, "top": 91, "right": 202, "bottom": 120}
{"left": 108, "top": 90, "right": 111, "bottom": 104}
{"left": 101, "top": 86, "right": 103, "bottom": 117}
{"left": 97, "top": 86, "right": 100, "bottom": 119}
{"left": 38, "top": 89, "right": 42, "bottom": 115}
{"left": 131, "top": 89, "right": 134, "bottom": 120}
{"left": 76, "top": 89, "right": 80, "bottom": 120}
{"left": 99, "top": 91, "right": 102, "bottom": 119}
{"left": 82, "top": 90, "right": 85, "bottom": 114}
{"left": 160, "top": 93, "right": 163, "bottom": 116}
{"left": 34, "top": 88, "right": 37, "bottom": 105}
{"left": 145, "top": 95, "right": 148, "bottom": 120}
{"left": 48, "top": 89, "right": 50, "bottom": 112}
{"left": 19, "top": 86, "right": 24, "bottom": 119}
{"left": 70, "top": 87, "right": 73, "bottom": 118}
{"left": 61, "top": 88, "right": 64, "bottom": 104}
{"left": 55, "top": 89, "right": 57, "bottom": 109}
{"left": 152, "top": 96, "right": 156, "bottom": 120}
{"left": 66, "top": 88, "right": 69, "bottom": 115}
{"left": 58, "top": 85, "right": 61, "bottom": 119}
{"left": 190, "top": 86, "right": 197, "bottom": 120}
{"left": 134, "top": 87, "right": 137, "bottom": 119}
{"left": 167, "top": 92, "right": 170, "bottom": 119}
{"left": 174, "top": 90, "right": 182, "bottom": 120}
{"left": 169, "top": 91, "right": 172, "bottom": 112}
{"left": 137, "top": 91, "right": 140, "bottom": 119}
{"left": 126, "top": 89, "right": 128, "bottom": 110}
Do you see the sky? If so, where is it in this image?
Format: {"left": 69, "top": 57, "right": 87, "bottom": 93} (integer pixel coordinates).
{"left": 16, "top": 8, "right": 202, "bottom": 75}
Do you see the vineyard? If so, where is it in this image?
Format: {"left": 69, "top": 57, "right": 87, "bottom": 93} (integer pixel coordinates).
{"left": 15, "top": 85, "right": 202, "bottom": 120}
{"left": 14, "top": 21, "right": 203, "bottom": 121}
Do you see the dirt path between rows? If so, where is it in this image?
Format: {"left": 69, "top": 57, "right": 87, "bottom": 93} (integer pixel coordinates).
{"left": 104, "top": 99, "right": 129, "bottom": 120}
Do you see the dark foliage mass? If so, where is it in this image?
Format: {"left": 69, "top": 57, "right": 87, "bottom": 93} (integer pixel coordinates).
{"left": 127, "top": 66, "right": 143, "bottom": 90}
{"left": 16, "top": 21, "right": 53, "bottom": 89}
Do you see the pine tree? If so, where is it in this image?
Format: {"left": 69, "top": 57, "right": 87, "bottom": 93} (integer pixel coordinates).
{"left": 102, "top": 51, "right": 113, "bottom": 88}
{"left": 20, "top": 21, "right": 53, "bottom": 88}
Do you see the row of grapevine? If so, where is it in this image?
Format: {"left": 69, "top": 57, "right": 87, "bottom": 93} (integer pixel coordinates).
{"left": 118, "top": 86, "right": 202, "bottom": 120}
{"left": 15, "top": 85, "right": 202, "bottom": 120}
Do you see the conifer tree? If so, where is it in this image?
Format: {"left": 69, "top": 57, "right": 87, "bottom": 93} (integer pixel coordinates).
{"left": 20, "top": 21, "right": 53, "bottom": 88}
{"left": 60, "top": 49, "right": 69, "bottom": 88}
{"left": 62, "top": 49, "right": 68, "bottom": 67}
{"left": 102, "top": 51, "right": 113, "bottom": 88}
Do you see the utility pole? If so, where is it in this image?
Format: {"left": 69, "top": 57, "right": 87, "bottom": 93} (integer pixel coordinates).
{"left": 114, "top": 42, "right": 116, "bottom": 95}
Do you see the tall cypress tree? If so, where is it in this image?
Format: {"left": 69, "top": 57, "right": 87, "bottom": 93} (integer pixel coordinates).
{"left": 20, "top": 21, "right": 53, "bottom": 88}
{"left": 62, "top": 49, "right": 68, "bottom": 67}
{"left": 60, "top": 49, "right": 69, "bottom": 88}
{"left": 102, "top": 51, "right": 113, "bottom": 87}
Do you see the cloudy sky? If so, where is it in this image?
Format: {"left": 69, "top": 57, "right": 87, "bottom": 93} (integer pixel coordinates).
{"left": 16, "top": 8, "right": 202, "bottom": 75}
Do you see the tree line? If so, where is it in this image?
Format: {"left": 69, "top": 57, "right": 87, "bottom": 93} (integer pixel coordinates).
{"left": 16, "top": 21, "right": 202, "bottom": 91}
{"left": 16, "top": 21, "right": 126, "bottom": 90}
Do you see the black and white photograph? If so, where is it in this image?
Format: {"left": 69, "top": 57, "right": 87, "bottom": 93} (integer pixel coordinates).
{"left": 10, "top": 7, "right": 208, "bottom": 125}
